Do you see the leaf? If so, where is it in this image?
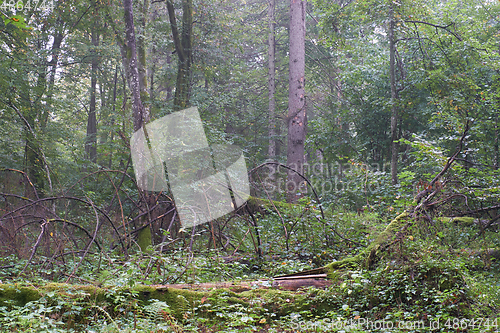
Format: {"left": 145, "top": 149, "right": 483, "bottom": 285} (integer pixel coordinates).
{"left": 4, "top": 15, "right": 31, "bottom": 30}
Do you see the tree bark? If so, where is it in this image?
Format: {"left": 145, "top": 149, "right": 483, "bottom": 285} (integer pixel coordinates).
{"left": 268, "top": 0, "right": 277, "bottom": 161}
{"left": 108, "top": 65, "right": 119, "bottom": 169}
{"left": 389, "top": 2, "right": 399, "bottom": 185}
{"left": 166, "top": 0, "right": 193, "bottom": 110}
{"left": 137, "top": 0, "right": 149, "bottom": 112}
{"left": 23, "top": 110, "right": 44, "bottom": 197}
{"left": 123, "top": 0, "right": 148, "bottom": 131}
{"left": 287, "top": 0, "right": 307, "bottom": 202}
{"left": 42, "top": 32, "right": 64, "bottom": 132}
{"left": 85, "top": 26, "right": 98, "bottom": 163}
{"left": 123, "top": 0, "right": 153, "bottom": 251}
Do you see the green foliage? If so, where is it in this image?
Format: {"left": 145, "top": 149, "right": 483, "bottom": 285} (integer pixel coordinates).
{"left": 0, "top": 236, "right": 497, "bottom": 332}
{"left": 0, "top": 0, "right": 500, "bottom": 331}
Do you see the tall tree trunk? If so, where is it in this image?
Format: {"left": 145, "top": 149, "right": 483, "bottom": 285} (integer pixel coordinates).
{"left": 137, "top": 0, "right": 149, "bottom": 112}
{"left": 22, "top": 34, "right": 56, "bottom": 196}
{"left": 166, "top": 0, "right": 193, "bottom": 110}
{"left": 268, "top": 0, "right": 276, "bottom": 161}
{"left": 150, "top": 44, "right": 156, "bottom": 106}
{"left": 108, "top": 65, "right": 119, "bottom": 169}
{"left": 124, "top": 0, "right": 151, "bottom": 252}
{"left": 267, "top": 0, "right": 278, "bottom": 196}
{"left": 23, "top": 111, "right": 44, "bottom": 197}
{"left": 86, "top": 27, "right": 98, "bottom": 163}
{"left": 42, "top": 32, "right": 64, "bottom": 132}
{"left": 389, "top": 2, "right": 399, "bottom": 185}
{"left": 165, "top": 54, "right": 173, "bottom": 101}
{"left": 286, "top": 0, "right": 307, "bottom": 202}
{"left": 123, "top": 0, "right": 148, "bottom": 131}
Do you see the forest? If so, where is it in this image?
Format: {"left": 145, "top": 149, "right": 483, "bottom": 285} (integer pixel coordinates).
{"left": 0, "top": 0, "right": 499, "bottom": 331}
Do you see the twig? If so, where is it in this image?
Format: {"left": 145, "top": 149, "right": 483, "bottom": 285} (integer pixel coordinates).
{"left": 1, "top": 195, "right": 125, "bottom": 252}
{"left": 244, "top": 205, "right": 262, "bottom": 258}
{"left": 313, "top": 215, "right": 365, "bottom": 248}
{"left": 248, "top": 161, "right": 325, "bottom": 220}
{"left": 404, "top": 20, "right": 462, "bottom": 41}
{"left": 462, "top": 204, "right": 500, "bottom": 216}
{"left": 471, "top": 213, "right": 500, "bottom": 241}
{"left": 257, "top": 173, "right": 289, "bottom": 251}
{"left": 20, "top": 220, "right": 47, "bottom": 274}
{"left": 412, "top": 120, "right": 470, "bottom": 215}
{"left": 66, "top": 196, "right": 101, "bottom": 283}
{"left": 14, "top": 218, "right": 102, "bottom": 251}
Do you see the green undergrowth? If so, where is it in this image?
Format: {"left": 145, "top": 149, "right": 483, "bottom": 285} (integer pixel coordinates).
{"left": 0, "top": 205, "right": 498, "bottom": 332}
{"left": 0, "top": 250, "right": 498, "bottom": 332}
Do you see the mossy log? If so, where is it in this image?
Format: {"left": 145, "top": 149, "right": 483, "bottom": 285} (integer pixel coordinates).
{"left": 0, "top": 282, "right": 315, "bottom": 321}
{"left": 324, "top": 211, "right": 409, "bottom": 277}
{"left": 436, "top": 216, "right": 477, "bottom": 227}
{"left": 155, "top": 277, "right": 332, "bottom": 292}
{"left": 245, "top": 195, "right": 303, "bottom": 215}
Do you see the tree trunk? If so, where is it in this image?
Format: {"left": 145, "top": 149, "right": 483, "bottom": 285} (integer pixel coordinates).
{"left": 42, "top": 32, "right": 64, "bottom": 132}
{"left": 123, "top": 0, "right": 152, "bottom": 251}
{"left": 23, "top": 111, "right": 44, "bottom": 197}
{"left": 389, "top": 2, "right": 399, "bottom": 185}
{"left": 137, "top": 0, "right": 150, "bottom": 112}
{"left": 166, "top": 0, "right": 193, "bottom": 110}
{"left": 286, "top": 0, "right": 307, "bottom": 203}
{"left": 22, "top": 34, "right": 57, "bottom": 196}
{"left": 150, "top": 44, "right": 156, "bottom": 106}
{"left": 108, "top": 65, "right": 119, "bottom": 169}
{"left": 85, "top": 27, "right": 98, "bottom": 163}
{"left": 268, "top": 0, "right": 277, "bottom": 161}
{"left": 123, "top": 0, "right": 148, "bottom": 132}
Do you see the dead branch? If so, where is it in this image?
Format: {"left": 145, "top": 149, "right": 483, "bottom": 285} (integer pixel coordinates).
{"left": 66, "top": 197, "right": 101, "bottom": 283}
{"left": 20, "top": 220, "right": 48, "bottom": 274}
{"left": 412, "top": 120, "right": 470, "bottom": 216}
{"left": 462, "top": 204, "right": 500, "bottom": 216}
{"left": 14, "top": 218, "right": 101, "bottom": 251}
{"left": 471, "top": 213, "right": 500, "bottom": 241}
{"left": 404, "top": 20, "right": 462, "bottom": 41}
{"left": 248, "top": 161, "right": 325, "bottom": 220}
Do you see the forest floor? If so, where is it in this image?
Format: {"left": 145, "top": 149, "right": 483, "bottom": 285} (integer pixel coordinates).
{"left": 0, "top": 209, "right": 498, "bottom": 332}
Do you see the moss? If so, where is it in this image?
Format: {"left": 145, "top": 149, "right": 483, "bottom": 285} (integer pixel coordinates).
{"left": 371, "top": 211, "right": 408, "bottom": 246}
{"left": 133, "top": 285, "right": 206, "bottom": 319}
{"left": 247, "top": 196, "right": 288, "bottom": 213}
{"left": 246, "top": 195, "right": 323, "bottom": 217}
{"left": 436, "top": 216, "right": 476, "bottom": 226}
{"left": 0, "top": 284, "right": 42, "bottom": 307}
{"left": 0, "top": 283, "right": 116, "bottom": 309}
{"left": 241, "top": 288, "right": 310, "bottom": 316}
{"left": 0, "top": 282, "right": 315, "bottom": 321}
{"left": 325, "top": 256, "right": 362, "bottom": 278}
{"left": 137, "top": 227, "right": 152, "bottom": 252}
{"left": 134, "top": 285, "right": 312, "bottom": 320}
{"left": 325, "top": 211, "right": 409, "bottom": 277}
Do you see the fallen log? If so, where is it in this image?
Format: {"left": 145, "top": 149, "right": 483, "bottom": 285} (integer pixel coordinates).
{"left": 152, "top": 276, "right": 333, "bottom": 292}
